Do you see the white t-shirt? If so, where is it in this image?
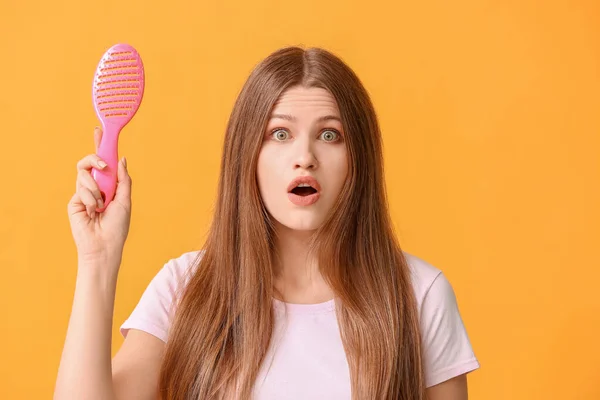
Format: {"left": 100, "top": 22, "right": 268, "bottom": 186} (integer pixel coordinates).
{"left": 120, "top": 250, "right": 480, "bottom": 398}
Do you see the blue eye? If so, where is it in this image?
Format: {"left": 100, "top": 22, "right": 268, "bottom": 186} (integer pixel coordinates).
{"left": 271, "top": 129, "right": 289, "bottom": 141}
{"left": 269, "top": 128, "right": 342, "bottom": 142}
{"left": 321, "top": 129, "right": 340, "bottom": 142}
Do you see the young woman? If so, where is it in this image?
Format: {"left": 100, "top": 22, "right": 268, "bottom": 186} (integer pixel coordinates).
{"left": 56, "top": 46, "right": 480, "bottom": 400}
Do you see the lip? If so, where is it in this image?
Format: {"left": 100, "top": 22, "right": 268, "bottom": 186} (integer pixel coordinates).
{"left": 288, "top": 192, "right": 320, "bottom": 206}
{"left": 287, "top": 175, "right": 321, "bottom": 207}
{"left": 287, "top": 175, "right": 321, "bottom": 193}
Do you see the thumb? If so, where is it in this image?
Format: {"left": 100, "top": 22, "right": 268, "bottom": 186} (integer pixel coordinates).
{"left": 94, "top": 127, "right": 103, "bottom": 153}
{"left": 114, "top": 157, "right": 132, "bottom": 205}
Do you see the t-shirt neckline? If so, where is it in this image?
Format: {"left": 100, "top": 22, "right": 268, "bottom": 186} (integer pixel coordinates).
{"left": 272, "top": 297, "right": 336, "bottom": 314}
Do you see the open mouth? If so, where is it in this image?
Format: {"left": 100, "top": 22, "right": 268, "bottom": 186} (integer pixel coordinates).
{"left": 290, "top": 186, "right": 318, "bottom": 196}
{"left": 287, "top": 176, "right": 321, "bottom": 206}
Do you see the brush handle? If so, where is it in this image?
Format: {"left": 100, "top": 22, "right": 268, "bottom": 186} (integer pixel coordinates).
{"left": 91, "top": 122, "right": 122, "bottom": 213}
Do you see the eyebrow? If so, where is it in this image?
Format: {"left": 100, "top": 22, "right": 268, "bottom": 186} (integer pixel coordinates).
{"left": 270, "top": 114, "right": 342, "bottom": 123}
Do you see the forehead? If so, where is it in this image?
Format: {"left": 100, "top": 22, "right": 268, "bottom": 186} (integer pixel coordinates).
{"left": 271, "top": 86, "right": 340, "bottom": 116}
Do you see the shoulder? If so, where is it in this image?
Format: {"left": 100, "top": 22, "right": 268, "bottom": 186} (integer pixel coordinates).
{"left": 403, "top": 251, "right": 465, "bottom": 331}
{"left": 166, "top": 250, "right": 452, "bottom": 312}
{"left": 119, "top": 249, "right": 205, "bottom": 342}
{"left": 402, "top": 251, "right": 447, "bottom": 311}
{"left": 166, "top": 250, "right": 451, "bottom": 311}
{"left": 161, "top": 249, "right": 204, "bottom": 285}
{"left": 155, "top": 249, "right": 206, "bottom": 302}
{"left": 402, "top": 251, "right": 480, "bottom": 387}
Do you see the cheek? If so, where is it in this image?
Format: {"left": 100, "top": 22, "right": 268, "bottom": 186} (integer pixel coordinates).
{"left": 256, "top": 148, "right": 281, "bottom": 198}
{"left": 339, "top": 152, "right": 349, "bottom": 178}
{"left": 256, "top": 152, "right": 268, "bottom": 195}
{"left": 325, "top": 149, "right": 349, "bottom": 193}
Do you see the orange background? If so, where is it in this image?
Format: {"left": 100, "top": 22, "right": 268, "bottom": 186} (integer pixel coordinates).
{"left": 0, "top": 1, "right": 598, "bottom": 399}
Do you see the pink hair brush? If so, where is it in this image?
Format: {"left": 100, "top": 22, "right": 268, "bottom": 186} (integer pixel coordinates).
{"left": 91, "top": 43, "right": 145, "bottom": 212}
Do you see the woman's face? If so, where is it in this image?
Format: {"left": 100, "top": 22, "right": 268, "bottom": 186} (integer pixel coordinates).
{"left": 257, "top": 85, "right": 349, "bottom": 232}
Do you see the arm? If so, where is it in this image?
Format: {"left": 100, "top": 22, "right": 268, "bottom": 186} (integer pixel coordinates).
{"left": 58, "top": 135, "right": 164, "bottom": 399}
{"left": 426, "top": 374, "right": 468, "bottom": 400}
{"left": 54, "top": 262, "right": 164, "bottom": 400}
{"left": 112, "top": 329, "right": 165, "bottom": 399}
{"left": 419, "top": 272, "right": 480, "bottom": 389}
{"left": 54, "top": 263, "right": 120, "bottom": 400}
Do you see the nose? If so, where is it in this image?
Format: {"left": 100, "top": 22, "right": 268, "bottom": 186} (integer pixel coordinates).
{"left": 293, "top": 136, "right": 318, "bottom": 170}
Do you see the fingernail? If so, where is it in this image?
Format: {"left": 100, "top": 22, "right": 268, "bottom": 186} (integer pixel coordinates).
{"left": 122, "top": 157, "right": 127, "bottom": 168}
{"left": 97, "top": 198, "right": 104, "bottom": 209}
{"left": 98, "top": 160, "right": 107, "bottom": 168}
{"left": 90, "top": 210, "right": 95, "bottom": 219}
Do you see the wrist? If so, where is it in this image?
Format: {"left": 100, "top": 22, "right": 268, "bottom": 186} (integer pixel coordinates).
{"left": 75, "top": 264, "right": 120, "bottom": 298}
{"left": 77, "top": 249, "right": 122, "bottom": 268}
{"left": 77, "top": 255, "right": 121, "bottom": 282}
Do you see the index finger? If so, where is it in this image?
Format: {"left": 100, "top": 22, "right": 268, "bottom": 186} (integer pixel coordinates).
{"left": 77, "top": 154, "right": 107, "bottom": 172}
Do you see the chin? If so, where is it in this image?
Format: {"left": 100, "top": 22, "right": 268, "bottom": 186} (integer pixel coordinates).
{"left": 273, "top": 215, "right": 323, "bottom": 232}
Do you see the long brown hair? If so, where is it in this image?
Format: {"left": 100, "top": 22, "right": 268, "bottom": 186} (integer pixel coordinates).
{"left": 159, "top": 46, "right": 425, "bottom": 399}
